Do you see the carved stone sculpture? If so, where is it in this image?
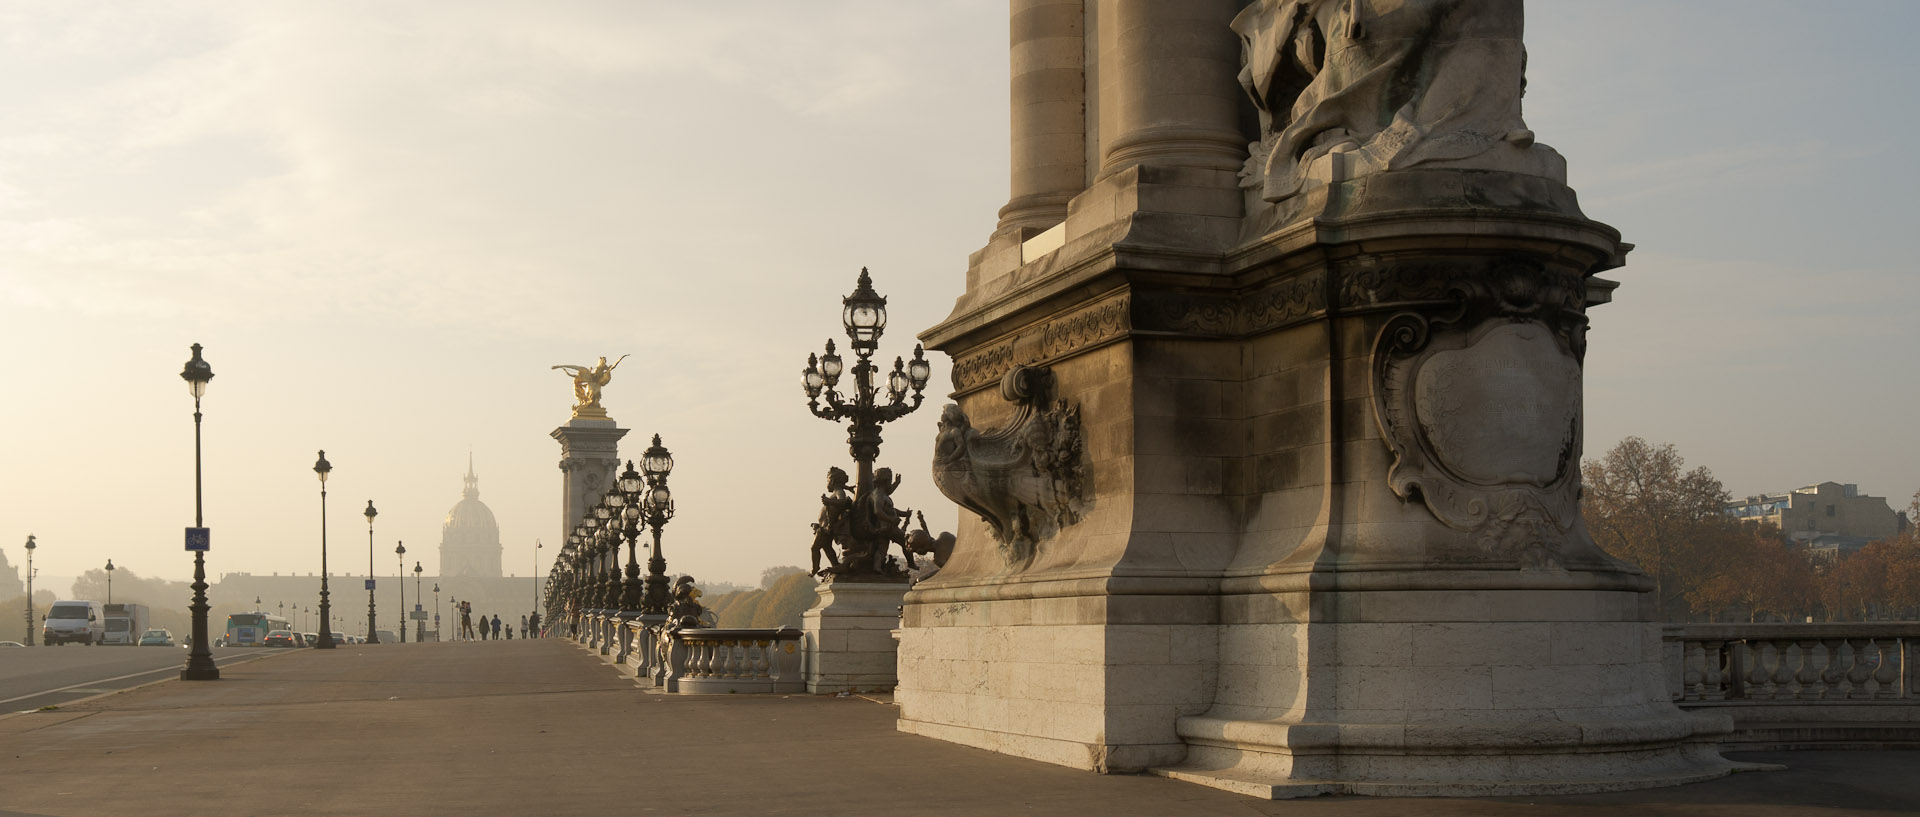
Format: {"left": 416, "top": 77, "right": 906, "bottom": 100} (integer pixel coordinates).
{"left": 931, "top": 366, "right": 1085, "bottom": 567}
{"left": 1370, "top": 260, "right": 1624, "bottom": 571}
{"left": 551, "top": 355, "right": 627, "bottom": 418}
{"left": 905, "top": 511, "right": 955, "bottom": 583}
{"left": 1232, "top": 0, "right": 1558, "bottom": 202}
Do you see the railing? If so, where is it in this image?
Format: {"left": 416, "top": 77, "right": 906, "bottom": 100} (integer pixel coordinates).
{"left": 1666, "top": 623, "right": 1920, "bottom": 750}
{"left": 659, "top": 627, "right": 805, "bottom": 694}
{"left": 1668, "top": 623, "right": 1918, "bottom": 703}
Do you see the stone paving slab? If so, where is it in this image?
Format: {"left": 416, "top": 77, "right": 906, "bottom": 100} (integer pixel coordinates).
{"left": 0, "top": 639, "right": 1912, "bottom": 817}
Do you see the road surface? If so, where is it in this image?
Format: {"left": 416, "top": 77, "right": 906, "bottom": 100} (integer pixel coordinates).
{"left": 0, "top": 645, "right": 286, "bottom": 712}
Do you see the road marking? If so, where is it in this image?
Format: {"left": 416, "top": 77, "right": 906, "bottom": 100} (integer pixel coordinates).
{"left": 0, "top": 651, "right": 285, "bottom": 707}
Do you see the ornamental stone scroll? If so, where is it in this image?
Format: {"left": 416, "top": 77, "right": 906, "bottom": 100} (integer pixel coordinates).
{"left": 931, "top": 366, "right": 1087, "bottom": 568}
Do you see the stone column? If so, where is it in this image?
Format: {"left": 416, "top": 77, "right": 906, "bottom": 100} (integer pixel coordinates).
{"left": 802, "top": 580, "right": 909, "bottom": 694}
{"left": 552, "top": 418, "right": 627, "bottom": 558}
{"left": 1094, "top": 0, "right": 1244, "bottom": 179}
{"left": 998, "top": 0, "right": 1087, "bottom": 234}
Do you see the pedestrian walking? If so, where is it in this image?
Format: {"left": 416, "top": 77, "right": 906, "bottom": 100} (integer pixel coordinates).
{"left": 491, "top": 614, "right": 502, "bottom": 640}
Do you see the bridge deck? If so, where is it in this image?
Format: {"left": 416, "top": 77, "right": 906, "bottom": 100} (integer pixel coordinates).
{"left": 1, "top": 639, "right": 1913, "bottom": 816}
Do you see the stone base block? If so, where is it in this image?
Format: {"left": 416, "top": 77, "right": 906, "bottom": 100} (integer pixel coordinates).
{"left": 803, "top": 580, "right": 909, "bottom": 694}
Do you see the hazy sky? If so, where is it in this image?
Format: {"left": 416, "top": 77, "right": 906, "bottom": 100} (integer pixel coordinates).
{"left": 3, "top": 1, "right": 1915, "bottom": 589}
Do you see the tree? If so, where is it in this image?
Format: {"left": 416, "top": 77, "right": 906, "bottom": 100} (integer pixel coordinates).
{"left": 760, "top": 565, "right": 805, "bottom": 590}
{"left": 1685, "top": 523, "right": 1816, "bottom": 622}
{"left": 1582, "top": 437, "right": 1737, "bottom": 620}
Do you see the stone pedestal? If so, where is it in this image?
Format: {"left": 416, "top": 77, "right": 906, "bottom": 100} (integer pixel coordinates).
{"left": 803, "top": 580, "right": 909, "bottom": 694}
{"left": 899, "top": 1, "right": 1739, "bottom": 798}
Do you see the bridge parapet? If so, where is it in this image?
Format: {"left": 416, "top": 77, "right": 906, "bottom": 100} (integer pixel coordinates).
{"left": 1666, "top": 623, "right": 1920, "bottom": 749}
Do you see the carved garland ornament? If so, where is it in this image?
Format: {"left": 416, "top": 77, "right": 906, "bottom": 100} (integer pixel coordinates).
{"left": 951, "top": 294, "right": 1130, "bottom": 392}
{"left": 1370, "top": 260, "right": 1602, "bottom": 567}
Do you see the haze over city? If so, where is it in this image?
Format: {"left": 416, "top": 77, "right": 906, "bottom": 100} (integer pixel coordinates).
{"left": 3, "top": 0, "right": 1915, "bottom": 590}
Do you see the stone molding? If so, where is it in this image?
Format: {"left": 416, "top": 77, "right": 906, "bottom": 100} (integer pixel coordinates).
{"left": 950, "top": 292, "right": 1130, "bottom": 394}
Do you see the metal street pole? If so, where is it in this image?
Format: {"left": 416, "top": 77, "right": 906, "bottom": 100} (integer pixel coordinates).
{"left": 105, "top": 559, "right": 113, "bottom": 605}
{"left": 180, "top": 343, "right": 219, "bottom": 679}
{"left": 314, "top": 451, "right": 335, "bottom": 649}
{"left": 396, "top": 541, "right": 407, "bottom": 643}
{"left": 22, "top": 535, "right": 36, "bottom": 647}
{"left": 364, "top": 501, "right": 379, "bottom": 644}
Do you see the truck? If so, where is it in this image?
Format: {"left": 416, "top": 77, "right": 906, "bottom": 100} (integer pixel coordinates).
{"left": 101, "top": 603, "right": 151, "bottom": 646}
{"left": 42, "top": 600, "right": 104, "bottom": 646}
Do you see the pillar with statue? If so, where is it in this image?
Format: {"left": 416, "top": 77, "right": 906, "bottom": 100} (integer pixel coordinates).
{"left": 899, "top": 0, "right": 1746, "bottom": 798}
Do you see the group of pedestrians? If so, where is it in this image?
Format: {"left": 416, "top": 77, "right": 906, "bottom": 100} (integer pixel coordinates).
{"left": 453, "top": 600, "right": 541, "bottom": 641}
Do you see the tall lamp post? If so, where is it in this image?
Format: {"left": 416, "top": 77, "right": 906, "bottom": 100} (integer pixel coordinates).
{"left": 364, "top": 501, "right": 379, "bottom": 644}
{"left": 395, "top": 541, "right": 406, "bottom": 642}
{"left": 180, "top": 343, "right": 219, "bottom": 679}
{"left": 413, "top": 562, "right": 424, "bottom": 642}
{"left": 22, "top": 535, "right": 36, "bottom": 647}
{"left": 637, "top": 435, "right": 676, "bottom": 615}
{"left": 433, "top": 583, "right": 440, "bottom": 641}
{"left": 314, "top": 451, "right": 336, "bottom": 649}
{"left": 800, "top": 268, "right": 931, "bottom": 580}
{"left": 616, "top": 462, "right": 645, "bottom": 613}
{"left": 104, "top": 559, "right": 114, "bottom": 605}
{"left": 533, "top": 539, "right": 543, "bottom": 624}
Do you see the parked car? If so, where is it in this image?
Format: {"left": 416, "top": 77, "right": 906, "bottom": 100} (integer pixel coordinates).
{"left": 263, "top": 630, "right": 298, "bottom": 647}
{"left": 138, "top": 629, "right": 175, "bottom": 647}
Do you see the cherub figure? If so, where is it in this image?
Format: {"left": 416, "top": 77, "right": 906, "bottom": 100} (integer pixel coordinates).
{"left": 810, "top": 467, "right": 854, "bottom": 576}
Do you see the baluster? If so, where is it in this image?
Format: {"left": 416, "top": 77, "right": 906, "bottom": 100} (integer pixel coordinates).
{"left": 754, "top": 639, "right": 772, "bottom": 679}
{"left": 1795, "top": 639, "right": 1824, "bottom": 700}
{"left": 702, "top": 640, "right": 719, "bottom": 678}
{"left": 1743, "top": 640, "right": 1772, "bottom": 700}
{"left": 1872, "top": 638, "right": 1900, "bottom": 700}
{"left": 1846, "top": 638, "right": 1874, "bottom": 700}
{"left": 1819, "top": 638, "right": 1847, "bottom": 699}
{"left": 1682, "top": 641, "right": 1704, "bottom": 701}
{"left": 721, "top": 640, "right": 739, "bottom": 679}
{"left": 1700, "top": 640, "right": 1725, "bottom": 701}
{"left": 1768, "top": 639, "right": 1796, "bottom": 701}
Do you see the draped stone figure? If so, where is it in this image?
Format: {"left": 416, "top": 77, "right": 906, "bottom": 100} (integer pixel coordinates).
{"left": 1233, "top": 0, "right": 1556, "bottom": 202}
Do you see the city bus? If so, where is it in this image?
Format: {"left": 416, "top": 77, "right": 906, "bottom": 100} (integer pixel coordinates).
{"left": 224, "top": 612, "right": 292, "bottom": 647}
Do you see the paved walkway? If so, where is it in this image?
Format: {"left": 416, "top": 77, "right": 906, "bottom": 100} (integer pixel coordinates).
{"left": 0, "top": 640, "right": 1912, "bottom": 816}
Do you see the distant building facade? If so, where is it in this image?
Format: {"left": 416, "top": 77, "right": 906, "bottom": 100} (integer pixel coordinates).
{"left": 1726, "top": 481, "right": 1901, "bottom": 558}
{"left": 440, "top": 459, "right": 503, "bottom": 578}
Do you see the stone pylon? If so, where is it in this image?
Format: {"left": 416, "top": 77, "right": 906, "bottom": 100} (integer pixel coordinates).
{"left": 553, "top": 417, "right": 627, "bottom": 549}
{"left": 900, "top": 0, "right": 1739, "bottom": 798}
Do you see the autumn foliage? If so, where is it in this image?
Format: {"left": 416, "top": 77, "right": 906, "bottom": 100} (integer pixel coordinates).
{"left": 1583, "top": 436, "right": 1915, "bottom": 622}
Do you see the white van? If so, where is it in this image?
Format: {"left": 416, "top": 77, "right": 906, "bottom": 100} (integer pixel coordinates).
{"left": 43, "top": 600, "right": 104, "bottom": 646}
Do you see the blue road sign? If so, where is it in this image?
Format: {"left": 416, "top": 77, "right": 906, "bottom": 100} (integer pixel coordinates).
{"left": 364, "top": 579, "right": 376, "bottom": 590}
{"left": 185, "top": 527, "right": 210, "bottom": 551}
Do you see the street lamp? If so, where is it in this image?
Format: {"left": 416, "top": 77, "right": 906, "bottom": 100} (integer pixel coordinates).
{"left": 364, "top": 500, "right": 379, "bottom": 644}
{"left": 104, "top": 559, "right": 114, "bottom": 605}
{"left": 180, "top": 343, "right": 219, "bottom": 679}
{"left": 22, "top": 535, "right": 36, "bottom": 647}
{"left": 616, "top": 461, "right": 645, "bottom": 613}
{"left": 533, "top": 539, "right": 543, "bottom": 625}
{"left": 800, "top": 268, "right": 930, "bottom": 580}
{"left": 314, "top": 451, "right": 336, "bottom": 650}
{"left": 413, "top": 562, "right": 423, "bottom": 642}
{"left": 638, "top": 435, "right": 676, "bottom": 615}
{"left": 395, "top": 541, "right": 406, "bottom": 643}
{"left": 433, "top": 582, "right": 440, "bottom": 641}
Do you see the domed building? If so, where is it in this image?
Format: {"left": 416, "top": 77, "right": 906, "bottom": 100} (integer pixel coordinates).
{"left": 440, "top": 458, "right": 502, "bottom": 577}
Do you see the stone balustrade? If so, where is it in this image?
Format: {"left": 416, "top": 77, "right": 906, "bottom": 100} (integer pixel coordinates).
{"left": 658, "top": 627, "right": 805, "bottom": 695}
{"left": 1665, "top": 623, "right": 1920, "bottom": 750}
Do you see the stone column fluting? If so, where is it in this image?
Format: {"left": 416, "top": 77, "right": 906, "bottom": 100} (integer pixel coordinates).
{"left": 999, "top": 0, "right": 1088, "bottom": 234}
{"left": 1095, "top": 0, "right": 1245, "bottom": 178}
